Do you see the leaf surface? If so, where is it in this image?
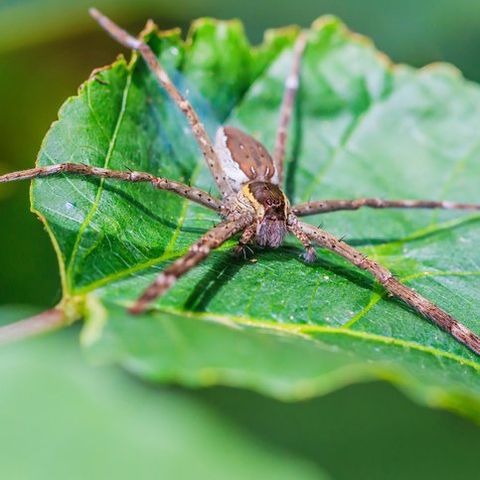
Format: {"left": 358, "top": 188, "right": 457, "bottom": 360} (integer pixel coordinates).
{"left": 31, "top": 17, "right": 480, "bottom": 421}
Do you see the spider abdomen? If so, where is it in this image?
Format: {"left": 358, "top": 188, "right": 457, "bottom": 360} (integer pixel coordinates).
{"left": 215, "top": 126, "right": 279, "bottom": 191}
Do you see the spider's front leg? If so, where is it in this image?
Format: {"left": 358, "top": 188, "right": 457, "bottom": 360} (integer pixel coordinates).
{"left": 0, "top": 163, "right": 221, "bottom": 212}
{"left": 290, "top": 217, "right": 480, "bottom": 355}
{"left": 89, "top": 8, "right": 233, "bottom": 198}
{"left": 233, "top": 224, "right": 256, "bottom": 258}
{"left": 287, "top": 218, "right": 316, "bottom": 263}
{"left": 130, "top": 217, "right": 253, "bottom": 314}
{"left": 292, "top": 198, "right": 480, "bottom": 216}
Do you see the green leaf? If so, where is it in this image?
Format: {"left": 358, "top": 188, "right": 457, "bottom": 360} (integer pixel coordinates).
{"left": 31, "top": 17, "right": 480, "bottom": 421}
{"left": 0, "top": 307, "right": 326, "bottom": 480}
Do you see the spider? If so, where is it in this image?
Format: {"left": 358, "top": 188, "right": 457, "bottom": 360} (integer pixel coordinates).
{"left": 2, "top": 8, "right": 480, "bottom": 355}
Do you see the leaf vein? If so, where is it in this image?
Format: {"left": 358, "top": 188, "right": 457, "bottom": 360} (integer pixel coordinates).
{"left": 65, "top": 70, "right": 133, "bottom": 292}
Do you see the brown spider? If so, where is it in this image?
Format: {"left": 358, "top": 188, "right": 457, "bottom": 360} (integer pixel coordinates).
{"left": 2, "top": 9, "right": 480, "bottom": 355}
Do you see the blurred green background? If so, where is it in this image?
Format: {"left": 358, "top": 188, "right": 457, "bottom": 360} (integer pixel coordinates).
{"left": 2, "top": 1, "right": 480, "bottom": 478}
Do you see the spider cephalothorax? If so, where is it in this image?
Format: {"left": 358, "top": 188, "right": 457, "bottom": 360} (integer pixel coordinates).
{"left": 242, "top": 181, "right": 288, "bottom": 248}
{"left": 2, "top": 9, "right": 480, "bottom": 355}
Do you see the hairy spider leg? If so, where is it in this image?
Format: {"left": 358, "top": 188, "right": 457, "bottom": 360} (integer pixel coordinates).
{"left": 273, "top": 31, "right": 308, "bottom": 186}
{"left": 0, "top": 164, "right": 221, "bottom": 211}
{"left": 292, "top": 198, "right": 480, "bottom": 216}
{"left": 130, "top": 218, "right": 252, "bottom": 313}
{"left": 233, "top": 223, "right": 257, "bottom": 257}
{"left": 292, "top": 219, "right": 480, "bottom": 356}
{"left": 89, "top": 8, "right": 233, "bottom": 197}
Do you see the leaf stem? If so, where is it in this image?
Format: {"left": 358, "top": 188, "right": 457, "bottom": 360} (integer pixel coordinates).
{"left": 0, "top": 308, "right": 69, "bottom": 345}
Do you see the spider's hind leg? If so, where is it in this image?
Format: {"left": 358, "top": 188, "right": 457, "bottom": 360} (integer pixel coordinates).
{"left": 273, "top": 30, "right": 308, "bottom": 186}
{"left": 297, "top": 220, "right": 480, "bottom": 356}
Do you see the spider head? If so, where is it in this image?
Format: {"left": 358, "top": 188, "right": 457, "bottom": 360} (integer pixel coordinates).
{"left": 242, "top": 181, "right": 288, "bottom": 248}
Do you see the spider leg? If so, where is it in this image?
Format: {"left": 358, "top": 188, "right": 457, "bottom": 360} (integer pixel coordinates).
{"left": 287, "top": 220, "right": 317, "bottom": 262}
{"left": 292, "top": 217, "right": 480, "bottom": 356}
{"left": 0, "top": 163, "right": 221, "bottom": 212}
{"left": 292, "top": 198, "right": 480, "bottom": 216}
{"left": 233, "top": 223, "right": 257, "bottom": 257}
{"left": 129, "top": 217, "right": 252, "bottom": 314}
{"left": 89, "top": 8, "right": 233, "bottom": 198}
{"left": 273, "top": 30, "right": 308, "bottom": 186}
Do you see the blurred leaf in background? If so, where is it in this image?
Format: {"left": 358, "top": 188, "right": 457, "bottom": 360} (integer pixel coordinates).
{"left": 0, "top": 309, "right": 326, "bottom": 480}
{"left": 2, "top": 307, "right": 480, "bottom": 479}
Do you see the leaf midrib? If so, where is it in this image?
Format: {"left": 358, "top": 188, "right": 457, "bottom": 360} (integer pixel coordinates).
{"left": 105, "top": 300, "right": 480, "bottom": 372}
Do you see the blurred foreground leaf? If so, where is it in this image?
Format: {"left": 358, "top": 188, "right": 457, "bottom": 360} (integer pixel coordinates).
{"left": 0, "top": 307, "right": 326, "bottom": 480}
{"left": 29, "top": 17, "right": 480, "bottom": 420}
